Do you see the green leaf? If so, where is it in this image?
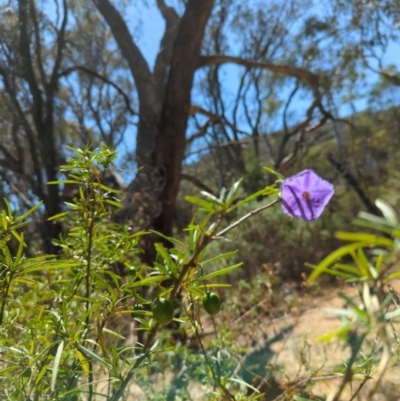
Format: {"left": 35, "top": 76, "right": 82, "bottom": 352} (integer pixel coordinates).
{"left": 48, "top": 211, "right": 71, "bottom": 221}
{"left": 375, "top": 199, "right": 398, "bottom": 226}
{"left": 308, "top": 242, "right": 371, "bottom": 282}
{"left": 228, "top": 187, "right": 279, "bottom": 211}
{"left": 263, "top": 166, "right": 285, "bottom": 180}
{"left": 186, "top": 286, "right": 205, "bottom": 298}
{"left": 225, "top": 179, "right": 242, "bottom": 205}
{"left": 129, "top": 275, "right": 167, "bottom": 288}
{"left": 15, "top": 201, "right": 42, "bottom": 223}
{"left": 155, "top": 243, "right": 178, "bottom": 277}
{"left": 185, "top": 196, "right": 215, "bottom": 211}
{"left": 74, "top": 343, "right": 112, "bottom": 370}
{"left": 316, "top": 324, "right": 353, "bottom": 343}
{"left": 334, "top": 263, "right": 364, "bottom": 276}
{"left": 51, "top": 340, "right": 64, "bottom": 391}
{"left": 335, "top": 231, "right": 393, "bottom": 247}
{"left": 200, "top": 262, "right": 242, "bottom": 281}
{"left": 13, "top": 277, "right": 38, "bottom": 286}
{"left": 202, "top": 250, "right": 238, "bottom": 265}
{"left": 384, "top": 308, "right": 400, "bottom": 320}
{"left": 227, "top": 377, "right": 260, "bottom": 393}
{"left": 15, "top": 232, "right": 25, "bottom": 264}
{"left": 200, "top": 191, "right": 223, "bottom": 205}
{"left": 148, "top": 230, "right": 186, "bottom": 248}
{"left": 384, "top": 271, "right": 400, "bottom": 282}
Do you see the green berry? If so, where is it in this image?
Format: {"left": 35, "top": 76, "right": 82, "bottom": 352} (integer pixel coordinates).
{"left": 202, "top": 292, "right": 221, "bottom": 316}
{"left": 152, "top": 298, "right": 174, "bottom": 325}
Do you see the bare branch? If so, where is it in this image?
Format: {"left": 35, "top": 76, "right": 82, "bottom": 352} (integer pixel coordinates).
{"left": 181, "top": 173, "right": 215, "bottom": 195}
{"left": 28, "top": 0, "right": 47, "bottom": 87}
{"left": 91, "top": 0, "right": 154, "bottom": 100}
{"left": 49, "top": 0, "right": 68, "bottom": 90}
{"left": 199, "top": 55, "right": 320, "bottom": 86}
{"left": 18, "top": 0, "right": 44, "bottom": 134}
{"left": 58, "top": 65, "right": 136, "bottom": 115}
{"left": 198, "top": 55, "right": 333, "bottom": 119}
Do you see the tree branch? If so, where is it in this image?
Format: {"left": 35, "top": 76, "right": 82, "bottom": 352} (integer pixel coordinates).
{"left": 58, "top": 65, "right": 136, "bottom": 115}
{"left": 91, "top": 0, "right": 155, "bottom": 100}
{"left": 198, "top": 55, "right": 332, "bottom": 118}
{"left": 49, "top": 0, "right": 68, "bottom": 91}
{"left": 180, "top": 173, "right": 215, "bottom": 195}
{"left": 18, "top": 0, "right": 44, "bottom": 135}
{"left": 154, "top": 0, "right": 180, "bottom": 91}
{"left": 199, "top": 55, "right": 319, "bottom": 85}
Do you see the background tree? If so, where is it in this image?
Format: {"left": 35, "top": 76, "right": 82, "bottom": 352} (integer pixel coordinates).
{"left": 0, "top": 0, "right": 399, "bottom": 254}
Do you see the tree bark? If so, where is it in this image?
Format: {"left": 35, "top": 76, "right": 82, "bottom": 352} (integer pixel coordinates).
{"left": 93, "top": 0, "right": 214, "bottom": 246}
{"left": 153, "top": 0, "right": 214, "bottom": 236}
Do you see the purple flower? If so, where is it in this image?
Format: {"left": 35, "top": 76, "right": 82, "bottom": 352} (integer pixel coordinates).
{"left": 281, "top": 169, "right": 334, "bottom": 221}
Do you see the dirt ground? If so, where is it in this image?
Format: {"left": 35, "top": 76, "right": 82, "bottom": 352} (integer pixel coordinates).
{"left": 97, "top": 280, "right": 400, "bottom": 401}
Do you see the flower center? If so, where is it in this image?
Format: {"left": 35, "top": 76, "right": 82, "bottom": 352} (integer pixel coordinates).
{"left": 302, "top": 191, "right": 311, "bottom": 200}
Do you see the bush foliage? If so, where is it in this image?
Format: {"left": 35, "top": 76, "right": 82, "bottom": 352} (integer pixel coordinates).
{"left": 0, "top": 146, "right": 399, "bottom": 401}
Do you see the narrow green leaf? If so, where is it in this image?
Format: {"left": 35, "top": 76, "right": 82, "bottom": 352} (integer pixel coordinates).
{"left": 15, "top": 232, "right": 25, "bottom": 264}
{"left": 15, "top": 201, "right": 42, "bottom": 222}
{"left": 155, "top": 243, "right": 178, "bottom": 277}
{"left": 200, "top": 262, "right": 243, "bottom": 281}
{"left": 335, "top": 231, "right": 393, "bottom": 247}
{"left": 200, "top": 191, "right": 223, "bottom": 205}
{"left": 334, "top": 263, "right": 364, "bottom": 276}
{"left": 48, "top": 211, "right": 71, "bottom": 221}
{"left": 48, "top": 180, "right": 80, "bottom": 185}
{"left": 229, "top": 187, "right": 279, "bottom": 211}
{"left": 308, "top": 242, "right": 371, "bottom": 282}
{"left": 185, "top": 196, "right": 214, "bottom": 211}
{"left": 384, "top": 308, "right": 400, "bottom": 320}
{"left": 226, "top": 179, "right": 242, "bottom": 205}
{"left": 51, "top": 340, "right": 64, "bottom": 391}
{"left": 202, "top": 250, "right": 238, "bottom": 265}
{"left": 13, "top": 277, "right": 38, "bottom": 286}
{"left": 186, "top": 286, "right": 205, "bottom": 298}
{"left": 375, "top": 199, "right": 398, "bottom": 226}
{"left": 227, "top": 377, "right": 260, "bottom": 393}
{"left": 104, "top": 199, "right": 121, "bottom": 208}
{"left": 148, "top": 230, "right": 186, "bottom": 248}
{"left": 130, "top": 275, "right": 167, "bottom": 288}
{"left": 384, "top": 271, "right": 400, "bottom": 283}
{"left": 74, "top": 343, "right": 112, "bottom": 370}
{"left": 263, "top": 166, "right": 285, "bottom": 179}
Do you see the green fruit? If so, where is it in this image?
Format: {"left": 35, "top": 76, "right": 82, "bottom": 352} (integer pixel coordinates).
{"left": 152, "top": 298, "right": 174, "bottom": 325}
{"left": 202, "top": 292, "right": 221, "bottom": 316}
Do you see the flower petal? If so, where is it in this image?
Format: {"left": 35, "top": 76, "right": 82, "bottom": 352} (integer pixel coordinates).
{"left": 281, "top": 169, "right": 334, "bottom": 221}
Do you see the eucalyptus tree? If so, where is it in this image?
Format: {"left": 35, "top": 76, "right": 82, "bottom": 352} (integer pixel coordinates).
{"left": 91, "top": 0, "right": 351, "bottom": 244}
{"left": 0, "top": 0, "right": 133, "bottom": 251}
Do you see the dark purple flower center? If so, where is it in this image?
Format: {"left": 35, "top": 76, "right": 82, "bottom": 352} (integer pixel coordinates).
{"left": 302, "top": 191, "right": 311, "bottom": 200}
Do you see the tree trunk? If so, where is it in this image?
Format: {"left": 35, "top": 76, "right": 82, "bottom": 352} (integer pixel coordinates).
{"left": 96, "top": 0, "right": 214, "bottom": 251}
{"left": 152, "top": 0, "right": 214, "bottom": 236}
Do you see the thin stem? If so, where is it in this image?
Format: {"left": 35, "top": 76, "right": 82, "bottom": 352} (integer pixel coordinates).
{"left": 213, "top": 197, "right": 281, "bottom": 239}
{"left": 111, "top": 197, "right": 281, "bottom": 400}
{"left": 0, "top": 272, "right": 11, "bottom": 325}
{"left": 84, "top": 185, "right": 96, "bottom": 401}
{"left": 328, "top": 333, "right": 367, "bottom": 401}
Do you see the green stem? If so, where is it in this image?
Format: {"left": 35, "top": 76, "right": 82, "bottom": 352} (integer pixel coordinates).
{"left": 110, "top": 196, "right": 281, "bottom": 400}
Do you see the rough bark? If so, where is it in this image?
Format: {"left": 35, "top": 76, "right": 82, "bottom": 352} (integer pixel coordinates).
{"left": 92, "top": 0, "right": 214, "bottom": 246}
{"left": 153, "top": 0, "right": 214, "bottom": 236}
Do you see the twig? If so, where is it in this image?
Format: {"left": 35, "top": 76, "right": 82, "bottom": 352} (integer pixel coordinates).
{"left": 213, "top": 197, "right": 281, "bottom": 239}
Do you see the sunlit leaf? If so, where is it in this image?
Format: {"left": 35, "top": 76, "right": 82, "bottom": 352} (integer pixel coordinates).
{"left": 51, "top": 340, "right": 64, "bottom": 391}
{"left": 200, "top": 263, "right": 243, "bottom": 281}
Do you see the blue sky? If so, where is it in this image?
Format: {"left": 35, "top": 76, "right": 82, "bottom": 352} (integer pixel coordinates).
{"left": 116, "top": 1, "right": 400, "bottom": 166}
